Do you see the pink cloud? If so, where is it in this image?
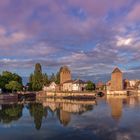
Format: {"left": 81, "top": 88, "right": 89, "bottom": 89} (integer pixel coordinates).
{"left": 127, "top": 3, "right": 140, "bottom": 22}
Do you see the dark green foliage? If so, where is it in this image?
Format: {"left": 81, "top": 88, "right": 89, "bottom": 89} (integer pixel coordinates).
{"left": 5, "top": 81, "right": 22, "bottom": 92}
{"left": 28, "top": 63, "right": 60, "bottom": 91}
{"left": 42, "top": 73, "right": 49, "bottom": 85}
{"left": 29, "top": 63, "right": 43, "bottom": 91}
{"left": 0, "top": 71, "right": 23, "bottom": 93}
{"left": 55, "top": 72, "right": 60, "bottom": 84}
{"left": 86, "top": 81, "right": 96, "bottom": 91}
{"left": 49, "top": 73, "right": 56, "bottom": 83}
{"left": 34, "top": 63, "right": 42, "bottom": 73}
{"left": 32, "top": 72, "right": 43, "bottom": 91}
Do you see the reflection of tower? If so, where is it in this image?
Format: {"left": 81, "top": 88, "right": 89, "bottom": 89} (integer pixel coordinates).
{"left": 111, "top": 67, "right": 123, "bottom": 91}
{"left": 108, "top": 98, "right": 122, "bottom": 121}
{"left": 58, "top": 110, "right": 71, "bottom": 126}
{"left": 60, "top": 66, "right": 71, "bottom": 84}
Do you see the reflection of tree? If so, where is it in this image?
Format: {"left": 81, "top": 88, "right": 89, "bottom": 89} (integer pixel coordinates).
{"left": 0, "top": 104, "right": 23, "bottom": 124}
{"left": 29, "top": 103, "right": 46, "bottom": 130}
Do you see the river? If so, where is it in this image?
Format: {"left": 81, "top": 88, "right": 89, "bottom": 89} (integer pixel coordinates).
{"left": 0, "top": 96, "right": 140, "bottom": 140}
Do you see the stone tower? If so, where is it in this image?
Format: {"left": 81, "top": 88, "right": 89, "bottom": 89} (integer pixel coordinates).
{"left": 60, "top": 66, "right": 71, "bottom": 84}
{"left": 111, "top": 67, "right": 123, "bottom": 91}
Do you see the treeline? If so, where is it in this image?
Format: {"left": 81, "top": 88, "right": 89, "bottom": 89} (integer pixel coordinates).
{"left": 28, "top": 63, "right": 60, "bottom": 91}
{"left": 0, "top": 71, "right": 23, "bottom": 93}
{"left": 28, "top": 63, "right": 97, "bottom": 91}
{"left": 0, "top": 63, "right": 97, "bottom": 93}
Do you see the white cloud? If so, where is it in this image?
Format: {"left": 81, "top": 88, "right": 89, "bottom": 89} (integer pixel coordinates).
{"left": 116, "top": 36, "right": 133, "bottom": 46}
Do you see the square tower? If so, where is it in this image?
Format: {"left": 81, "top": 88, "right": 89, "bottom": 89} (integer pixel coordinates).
{"left": 111, "top": 67, "right": 123, "bottom": 91}
{"left": 60, "top": 66, "right": 71, "bottom": 84}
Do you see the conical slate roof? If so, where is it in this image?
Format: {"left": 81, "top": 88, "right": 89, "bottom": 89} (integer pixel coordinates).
{"left": 112, "top": 67, "right": 122, "bottom": 73}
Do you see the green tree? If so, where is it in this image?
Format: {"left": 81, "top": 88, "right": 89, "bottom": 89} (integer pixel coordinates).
{"left": 34, "top": 63, "right": 42, "bottom": 73}
{"left": 12, "top": 73, "right": 22, "bottom": 85}
{"left": 49, "top": 73, "right": 56, "bottom": 83}
{"left": 42, "top": 73, "right": 49, "bottom": 86}
{"left": 28, "top": 73, "right": 34, "bottom": 91}
{"left": 55, "top": 71, "right": 60, "bottom": 84}
{"left": 5, "top": 81, "right": 22, "bottom": 93}
{"left": 0, "top": 71, "right": 23, "bottom": 93}
{"left": 30, "top": 63, "right": 43, "bottom": 91}
{"left": 86, "top": 81, "right": 96, "bottom": 91}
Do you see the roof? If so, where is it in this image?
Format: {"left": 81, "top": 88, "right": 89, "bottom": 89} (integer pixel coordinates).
{"left": 63, "top": 80, "right": 73, "bottom": 84}
{"left": 96, "top": 81, "right": 104, "bottom": 87}
{"left": 73, "top": 79, "right": 85, "bottom": 84}
{"left": 112, "top": 67, "right": 122, "bottom": 73}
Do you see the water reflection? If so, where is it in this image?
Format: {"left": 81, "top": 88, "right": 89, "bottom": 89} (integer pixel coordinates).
{"left": 57, "top": 110, "right": 71, "bottom": 126}
{"left": 28, "top": 103, "right": 46, "bottom": 130}
{"left": 0, "top": 95, "right": 139, "bottom": 137}
{"left": 0, "top": 99, "right": 96, "bottom": 130}
{"left": 39, "top": 98, "right": 95, "bottom": 127}
{"left": 107, "top": 95, "right": 140, "bottom": 121}
{"left": 0, "top": 104, "right": 23, "bottom": 124}
{"left": 107, "top": 98, "right": 123, "bottom": 121}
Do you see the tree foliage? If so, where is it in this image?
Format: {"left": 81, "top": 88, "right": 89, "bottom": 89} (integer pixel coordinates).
{"left": 0, "top": 71, "right": 23, "bottom": 93}
{"left": 5, "top": 81, "right": 22, "bottom": 92}
{"left": 86, "top": 81, "right": 96, "bottom": 91}
{"left": 29, "top": 63, "right": 43, "bottom": 91}
{"left": 55, "top": 72, "right": 60, "bottom": 84}
{"left": 28, "top": 63, "right": 60, "bottom": 91}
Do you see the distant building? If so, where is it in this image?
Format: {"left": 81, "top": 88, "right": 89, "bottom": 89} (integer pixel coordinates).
{"left": 43, "top": 82, "right": 57, "bottom": 92}
{"left": 106, "top": 81, "right": 111, "bottom": 91}
{"left": 62, "top": 80, "right": 73, "bottom": 91}
{"left": 124, "top": 79, "right": 140, "bottom": 90}
{"left": 135, "top": 81, "right": 140, "bottom": 90}
{"left": 96, "top": 81, "right": 105, "bottom": 90}
{"left": 60, "top": 66, "right": 71, "bottom": 84}
{"left": 62, "top": 79, "right": 86, "bottom": 92}
{"left": 123, "top": 79, "right": 131, "bottom": 90}
{"left": 111, "top": 67, "right": 123, "bottom": 91}
{"left": 72, "top": 79, "right": 86, "bottom": 92}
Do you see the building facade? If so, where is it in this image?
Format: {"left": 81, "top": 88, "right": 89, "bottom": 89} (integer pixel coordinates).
{"left": 62, "top": 80, "right": 73, "bottom": 91}
{"left": 62, "top": 79, "right": 86, "bottom": 92}
{"left": 111, "top": 67, "right": 123, "bottom": 91}
{"left": 43, "top": 82, "right": 57, "bottom": 92}
{"left": 72, "top": 79, "right": 86, "bottom": 92}
{"left": 60, "top": 66, "right": 71, "bottom": 84}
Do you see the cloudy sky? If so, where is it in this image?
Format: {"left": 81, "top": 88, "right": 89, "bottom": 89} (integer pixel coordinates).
{"left": 0, "top": 0, "right": 140, "bottom": 80}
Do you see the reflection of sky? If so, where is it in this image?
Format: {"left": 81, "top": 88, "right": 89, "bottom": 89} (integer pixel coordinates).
{"left": 0, "top": 98, "right": 140, "bottom": 140}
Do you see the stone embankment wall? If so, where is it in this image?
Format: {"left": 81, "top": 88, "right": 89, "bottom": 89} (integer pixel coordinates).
{"left": 36, "top": 91, "right": 96, "bottom": 98}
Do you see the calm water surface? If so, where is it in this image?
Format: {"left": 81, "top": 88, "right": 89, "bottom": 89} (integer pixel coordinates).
{"left": 0, "top": 96, "right": 140, "bottom": 140}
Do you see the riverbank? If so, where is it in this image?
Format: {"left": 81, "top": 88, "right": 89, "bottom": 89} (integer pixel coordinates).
{"left": 0, "top": 94, "right": 18, "bottom": 100}
{"left": 36, "top": 91, "right": 97, "bottom": 99}
{"left": 0, "top": 92, "right": 36, "bottom": 101}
